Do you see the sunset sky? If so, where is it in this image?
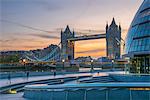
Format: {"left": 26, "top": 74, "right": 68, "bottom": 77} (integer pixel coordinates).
{"left": 1, "top": 0, "right": 142, "bottom": 58}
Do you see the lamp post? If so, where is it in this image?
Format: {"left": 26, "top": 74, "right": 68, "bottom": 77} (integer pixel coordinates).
{"left": 125, "top": 58, "right": 130, "bottom": 74}
{"left": 112, "top": 59, "right": 114, "bottom": 71}
{"left": 23, "top": 59, "right": 26, "bottom": 72}
{"left": 23, "top": 59, "right": 26, "bottom": 64}
{"left": 127, "top": 60, "right": 130, "bottom": 74}
{"left": 91, "top": 59, "right": 94, "bottom": 72}
{"left": 62, "top": 59, "right": 65, "bottom": 71}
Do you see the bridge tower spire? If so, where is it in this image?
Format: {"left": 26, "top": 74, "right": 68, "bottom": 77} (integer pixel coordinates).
{"left": 106, "top": 18, "right": 121, "bottom": 59}
{"left": 106, "top": 21, "right": 109, "bottom": 32}
{"left": 61, "top": 25, "right": 75, "bottom": 61}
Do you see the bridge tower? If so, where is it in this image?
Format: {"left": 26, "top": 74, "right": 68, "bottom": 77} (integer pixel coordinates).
{"left": 106, "top": 18, "right": 121, "bottom": 59}
{"left": 61, "top": 25, "right": 75, "bottom": 61}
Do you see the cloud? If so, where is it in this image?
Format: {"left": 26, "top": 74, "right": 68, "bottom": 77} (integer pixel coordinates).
{"left": 0, "top": 44, "right": 45, "bottom": 51}
{"left": 76, "top": 48, "right": 105, "bottom": 54}
{"left": 34, "top": 0, "right": 63, "bottom": 11}
{"left": 20, "top": 45, "right": 44, "bottom": 49}
{"left": 0, "top": 38, "right": 18, "bottom": 43}
{"left": 1, "top": 19, "right": 56, "bottom": 34}
{"left": 0, "top": 40, "right": 11, "bottom": 42}
{"left": 28, "top": 33, "right": 60, "bottom": 39}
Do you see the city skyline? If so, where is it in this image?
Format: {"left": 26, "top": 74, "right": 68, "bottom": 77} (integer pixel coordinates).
{"left": 1, "top": 0, "right": 143, "bottom": 58}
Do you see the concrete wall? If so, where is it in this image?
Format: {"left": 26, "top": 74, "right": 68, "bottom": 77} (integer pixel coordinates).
{"left": 110, "top": 74, "right": 150, "bottom": 82}
{"left": 0, "top": 71, "right": 90, "bottom": 79}
{"left": 23, "top": 88, "right": 150, "bottom": 100}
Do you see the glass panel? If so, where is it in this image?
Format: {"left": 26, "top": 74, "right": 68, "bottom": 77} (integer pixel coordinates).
{"left": 130, "top": 55, "right": 150, "bottom": 74}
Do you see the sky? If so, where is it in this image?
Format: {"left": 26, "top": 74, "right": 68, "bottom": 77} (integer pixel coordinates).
{"left": 1, "top": 0, "right": 143, "bottom": 58}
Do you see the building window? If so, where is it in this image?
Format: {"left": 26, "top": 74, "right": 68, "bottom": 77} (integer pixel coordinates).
{"left": 130, "top": 55, "right": 150, "bottom": 74}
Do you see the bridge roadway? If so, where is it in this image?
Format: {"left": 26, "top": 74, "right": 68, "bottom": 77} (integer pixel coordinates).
{"left": 68, "top": 34, "right": 106, "bottom": 41}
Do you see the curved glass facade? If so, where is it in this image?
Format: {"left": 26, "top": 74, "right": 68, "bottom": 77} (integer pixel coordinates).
{"left": 125, "top": 0, "right": 150, "bottom": 74}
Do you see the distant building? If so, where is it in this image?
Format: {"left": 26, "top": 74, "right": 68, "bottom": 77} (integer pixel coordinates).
{"left": 27, "top": 44, "right": 61, "bottom": 61}
{"left": 0, "top": 44, "right": 61, "bottom": 62}
{"left": 75, "top": 56, "right": 92, "bottom": 62}
{"left": 97, "top": 57, "right": 111, "bottom": 62}
{"left": 124, "top": 0, "right": 150, "bottom": 74}
{"left": 30, "top": 44, "right": 60, "bottom": 59}
{"left": 0, "top": 51, "right": 26, "bottom": 63}
{"left": 0, "top": 51, "right": 27, "bottom": 56}
{"left": 106, "top": 18, "right": 121, "bottom": 59}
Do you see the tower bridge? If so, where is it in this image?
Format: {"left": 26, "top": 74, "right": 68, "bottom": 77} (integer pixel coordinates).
{"left": 61, "top": 18, "right": 121, "bottom": 61}
{"left": 25, "top": 18, "right": 121, "bottom": 62}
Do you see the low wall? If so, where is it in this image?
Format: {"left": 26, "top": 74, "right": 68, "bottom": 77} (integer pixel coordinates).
{"left": 0, "top": 72, "right": 53, "bottom": 79}
{"left": 0, "top": 71, "right": 90, "bottom": 79}
{"left": 109, "top": 74, "right": 150, "bottom": 82}
{"left": 23, "top": 83, "right": 150, "bottom": 100}
{"left": 24, "top": 89, "right": 150, "bottom": 100}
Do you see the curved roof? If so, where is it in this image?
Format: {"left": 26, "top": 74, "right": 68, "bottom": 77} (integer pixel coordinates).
{"left": 125, "top": 0, "right": 150, "bottom": 56}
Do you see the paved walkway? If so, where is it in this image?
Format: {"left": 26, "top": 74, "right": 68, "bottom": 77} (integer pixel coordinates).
{"left": 0, "top": 71, "right": 124, "bottom": 88}
{"left": 0, "top": 71, "right": 124, "bottom": 100}
{"left": 0, "top": 73, "right": 90, "bottom": 88}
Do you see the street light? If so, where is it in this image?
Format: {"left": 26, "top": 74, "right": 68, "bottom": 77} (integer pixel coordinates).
{"left": 127, "top": 60, "right": 130, "bottom": 74}
{"left": 23, "top": 59, "right": 27, "bottom": 72}
{"left": 23, "top": 59, "right": 26, "bottom": 64}
{"left": 112, "top": 59, "right": 114, "bottom": 70}
{"left": 62, "top": 59, "right": 65, "bottom": 70}
{"left": 91, "top": 59, "right": 94, "bottom": 72}
{"left": 125, "top": 57, "right": 130, "bottom": 74}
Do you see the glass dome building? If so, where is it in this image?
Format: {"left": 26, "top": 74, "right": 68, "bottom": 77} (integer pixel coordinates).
{"left": 125, "top": 0, "right": 150, "bottom": 74}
